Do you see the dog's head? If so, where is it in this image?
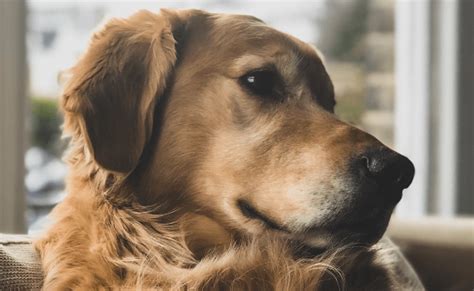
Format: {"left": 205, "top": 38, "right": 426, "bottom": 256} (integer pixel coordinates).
{"left": 62, "top": 9, "right": 414, "bottom": 249}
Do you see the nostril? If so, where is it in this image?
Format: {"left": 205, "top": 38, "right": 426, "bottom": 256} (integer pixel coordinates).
{"left": 363, "top": 155, "right": 384, "bottom": 175}
{"left": 360, "top": 155, "right": 370, "bottom": 174}
{"left": 360, "top": 154, "right": 387, "bottom": 178}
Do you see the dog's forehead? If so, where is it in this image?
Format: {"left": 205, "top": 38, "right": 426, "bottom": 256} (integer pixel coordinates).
{"left": 207, "top": 13, "right": 324, "bottom": 76}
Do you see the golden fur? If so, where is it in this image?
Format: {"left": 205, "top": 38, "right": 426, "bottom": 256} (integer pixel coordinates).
{"left": 35, "top": 9, "right": 410, "bottom": 290}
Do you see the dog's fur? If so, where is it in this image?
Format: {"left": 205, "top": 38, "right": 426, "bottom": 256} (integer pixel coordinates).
{"left": 35, "top": 9, "right": 413, "bottom": 290}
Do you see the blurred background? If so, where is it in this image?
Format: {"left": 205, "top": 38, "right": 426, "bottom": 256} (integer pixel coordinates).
{"left": 0, "top": 0, "right": 472, "bottom": 288}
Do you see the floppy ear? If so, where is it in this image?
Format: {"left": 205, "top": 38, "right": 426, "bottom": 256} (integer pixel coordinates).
{"left": 62, "top": 10, "right": 183, "bottom": 173}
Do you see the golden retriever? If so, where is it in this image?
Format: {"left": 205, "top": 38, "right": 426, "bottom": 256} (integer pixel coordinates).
{"left": 35, "top": 9, "right": 416, "bottom": 290}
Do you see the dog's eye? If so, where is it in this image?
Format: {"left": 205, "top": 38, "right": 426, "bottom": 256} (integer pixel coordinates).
{"left": 240, "top": 70, "right": 277, "bottom": 97}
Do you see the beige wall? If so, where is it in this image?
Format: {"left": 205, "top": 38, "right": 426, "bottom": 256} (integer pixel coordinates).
{"left": 0, "top": 0, "right": 27, "bottom": 233}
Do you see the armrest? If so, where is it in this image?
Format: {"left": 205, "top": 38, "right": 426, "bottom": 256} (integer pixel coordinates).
{"left": 0, "top": 234, "right": 43, "bottom": 290}
{"left": 387, "top": 217, "right": 474, "bottom": 290}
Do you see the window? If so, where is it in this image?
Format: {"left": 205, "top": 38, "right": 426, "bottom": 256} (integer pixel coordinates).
{"left": 0, "top": 0, "right": 471, "bottom": 233}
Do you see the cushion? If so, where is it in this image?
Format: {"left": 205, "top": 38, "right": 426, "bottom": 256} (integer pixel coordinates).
{"left": 0, "top": 234, "right": 43, "bottom": 290}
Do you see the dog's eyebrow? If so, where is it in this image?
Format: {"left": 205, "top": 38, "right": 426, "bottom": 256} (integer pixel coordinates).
{"left": 229, "top": 55, "right": 273, "bottom": 77}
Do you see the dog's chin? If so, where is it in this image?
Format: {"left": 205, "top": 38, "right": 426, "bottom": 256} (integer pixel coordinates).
{"left": 307, "top": 206, "right": 394, "bottom": 247}
{"left": 301, "top": 220, "right": 389, "bottom": 249}
{"left": 287, "top": 219, "right": 390, "bottom": 259}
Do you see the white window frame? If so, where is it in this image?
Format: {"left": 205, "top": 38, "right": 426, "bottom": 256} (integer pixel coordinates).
{"left": 395, "top": 0, "right": 463, "bottom": 217}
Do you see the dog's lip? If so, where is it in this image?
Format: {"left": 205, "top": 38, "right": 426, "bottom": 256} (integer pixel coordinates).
{"left": 301, "top": 206, "right": 392, "bottom": 244}
{"left": 237, "top": 199, "right": 288, "bottom": 232}
{"left": 317, "top": 189, "right": 399, "bottom": 235}
{"left": 237, "top": 199, "right": 392, "bottom": 246}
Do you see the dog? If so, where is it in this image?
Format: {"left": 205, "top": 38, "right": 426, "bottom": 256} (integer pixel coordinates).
{"left": 35, "top": 9, "right": 416, "bottom": 290}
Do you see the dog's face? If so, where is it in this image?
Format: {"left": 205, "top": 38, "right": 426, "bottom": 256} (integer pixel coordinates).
{"left": 63, "top": 9, "right": 414, "bottom": 249}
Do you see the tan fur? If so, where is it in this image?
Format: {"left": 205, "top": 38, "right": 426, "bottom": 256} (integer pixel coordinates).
{"left": 35, "top": 9, "right": 403, "bottom": 290}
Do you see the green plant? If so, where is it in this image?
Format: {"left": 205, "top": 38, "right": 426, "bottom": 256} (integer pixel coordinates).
{"left": 30, "top": 97, "right": 63, "bottom": 155}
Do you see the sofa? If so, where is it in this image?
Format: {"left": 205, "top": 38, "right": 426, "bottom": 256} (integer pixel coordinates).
{"left": 1, "top": 217, "right": 472, "bottom": 290}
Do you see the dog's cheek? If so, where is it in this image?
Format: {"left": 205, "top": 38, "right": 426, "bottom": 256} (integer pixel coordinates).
{"left": 248, "top": 150, "right": 352, "bottom": 231}
{"left": 188, "top": 122, "right": 272, "bottom": 224}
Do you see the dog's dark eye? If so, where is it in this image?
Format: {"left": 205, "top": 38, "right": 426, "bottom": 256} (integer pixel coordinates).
{"left": 240, "top": 70, "right": 277, "bottom": 97}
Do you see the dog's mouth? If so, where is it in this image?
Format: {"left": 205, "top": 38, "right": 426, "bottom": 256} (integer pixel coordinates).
{"left": 237, "top": 199, "right": 288, "bottom": 232}
{"left": 237, "top": 198, "right": 392, "bottom": 247}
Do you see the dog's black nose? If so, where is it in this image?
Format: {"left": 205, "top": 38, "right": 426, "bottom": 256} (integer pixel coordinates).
{"left": 359, "top": 149, "right": 415, "bottom": 190}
